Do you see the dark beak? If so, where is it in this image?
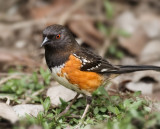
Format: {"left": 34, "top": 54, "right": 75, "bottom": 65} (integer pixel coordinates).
{"left": 41, "top": 37, "right": 49, "bottom": 47}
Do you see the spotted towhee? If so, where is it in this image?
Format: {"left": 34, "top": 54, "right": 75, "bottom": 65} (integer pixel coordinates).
{"left": 41, "top": 24, "right": 160, "bottom": 119}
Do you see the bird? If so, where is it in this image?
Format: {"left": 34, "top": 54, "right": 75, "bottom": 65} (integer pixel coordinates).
{"left": 41, "top": 24, "right": 160, "bottom": 119}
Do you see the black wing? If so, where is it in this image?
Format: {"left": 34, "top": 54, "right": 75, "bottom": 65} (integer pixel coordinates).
{"left": 73, "top": 47, "right": 119, "bottom": 74}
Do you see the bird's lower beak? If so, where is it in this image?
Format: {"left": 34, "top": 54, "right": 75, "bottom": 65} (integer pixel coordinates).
{"left": 41, "top": 37, "right": 49, "bottom": 47}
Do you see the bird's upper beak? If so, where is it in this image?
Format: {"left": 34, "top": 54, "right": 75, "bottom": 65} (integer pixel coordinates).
{"left": 41, "top": 37, "right": 49, "bottom": 47}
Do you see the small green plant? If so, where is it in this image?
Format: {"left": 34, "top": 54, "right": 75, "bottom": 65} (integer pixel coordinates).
{"left": 104, "top": 0, "right": 114, "bottom": 19}
{"left": 1, "top": 70, "right": 160, "bottom": 129}
{"left": 0, "top": 68, "right": 51, "bottom": 103}
{"left": 40, "top": 68, "right": 51, "bottom": 85}
{"left": 41, "top": 97, "right": 51, "bottom": 115}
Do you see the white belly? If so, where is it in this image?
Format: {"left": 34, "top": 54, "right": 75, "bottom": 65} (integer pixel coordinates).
{"left": 51, "top": 65, "right": 91, "bottom": 96}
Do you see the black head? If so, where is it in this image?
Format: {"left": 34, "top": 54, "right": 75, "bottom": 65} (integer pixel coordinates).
{"left": 41, "top": 24, "right": 77, "bottom": 49}
{"left": 42, "top": 24, "right": 80, "bottom": 69}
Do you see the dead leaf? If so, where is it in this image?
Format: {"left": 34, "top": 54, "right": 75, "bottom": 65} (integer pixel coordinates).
{"left": 116, "top": 11, "right": 149, "bottom": 55}
{"left": 0, "top": 103, "right": 18, "bottom": 124}
{"left": 13, "top": 104, "right": 44, "bottom": 117}
{"left": 139, "top": 40, "right": 160, "bottom": 63}
{"left": 0, "top": 49, "right": 40, "bottom": 71}
{"left": 69, "top": 18, "right": 104, "bottom": 48}
{"left": 28, "top": 125, "right": 43, "bottom": 129}
{"left": 139, "top": 13, "right": 160, "bottom": 38}
{"left": 30, "top": 0, "right": 72, "bottom": 19}
{"left": 121, "top": 57, "right": 137, "bottom": 65}
{"left": 114, "top": 69, "right": 160, "bottom": 98}
{"left": 47, "top": 85, "right": 82, "bottom": 107}
{"left": 119, "top": 29, "right": 148, "bottom": 56}
{"left": 126, "top": 82, "right": 153, "bottom": 95}
{"left": 116, "top": 11, "right": 139, "bottom": 34}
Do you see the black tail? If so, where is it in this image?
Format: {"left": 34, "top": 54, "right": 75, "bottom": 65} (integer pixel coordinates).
{"left": 108, "top": 65, "right": 160, "bottom": 74}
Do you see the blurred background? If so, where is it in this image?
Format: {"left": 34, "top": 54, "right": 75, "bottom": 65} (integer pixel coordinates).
{"left": 1, "top": 0, "right": 160, "bottom": 69}
{"left": 1, "top": 0, "right": 160, "bottom": 98}
{"left": 1, "top": 0, "right": 160, "bottom": 128}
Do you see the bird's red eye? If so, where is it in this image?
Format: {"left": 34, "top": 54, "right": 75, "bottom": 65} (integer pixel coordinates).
{"left": 56, "top": 34, "right": 61, "bottom": 39}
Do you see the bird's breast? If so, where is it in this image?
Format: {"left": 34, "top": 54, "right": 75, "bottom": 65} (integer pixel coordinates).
{"left": 51, "top": 55, "right": 104, "bottom": 96}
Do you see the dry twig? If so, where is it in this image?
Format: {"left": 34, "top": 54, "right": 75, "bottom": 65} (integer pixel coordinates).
{"left": 0, "top": 74, "right": 21, "bottom": 86}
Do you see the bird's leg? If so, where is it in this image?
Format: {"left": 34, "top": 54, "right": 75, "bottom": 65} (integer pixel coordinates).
{"left": 58, "top": 93, "right": 80, "bottom": 118}
{"left": 73, "top": 96, "right": 92, "bottom": 129}
{"left": 81, "top": 96, "right": 92, "bottom": 119}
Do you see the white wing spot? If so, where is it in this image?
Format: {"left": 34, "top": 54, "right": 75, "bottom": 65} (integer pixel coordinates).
{"left": 82, "top": 58, "right": 88, "bottom": 63}
{"left": 73, "top": 53, "right": 91, "bottom": 65}
{"left": 87, "top": 63, "right": 101, "bottom": 71}
{"left": 101, "top": 69, "right": 108, "bottom": 72}
{"left": 73, "top": 53, "right": 80, "bottom": 58}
